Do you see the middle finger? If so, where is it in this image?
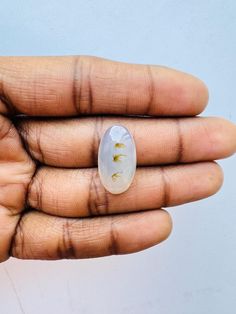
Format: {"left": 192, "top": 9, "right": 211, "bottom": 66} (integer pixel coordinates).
{"left": 16, "top": 116, "right": 235, "bottom": 167}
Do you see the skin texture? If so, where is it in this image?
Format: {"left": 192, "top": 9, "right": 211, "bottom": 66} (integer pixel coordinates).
{"left": 0, "top": 55, "right": 235, "bottom": 262}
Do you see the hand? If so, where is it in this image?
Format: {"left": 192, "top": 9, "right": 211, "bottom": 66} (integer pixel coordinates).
{"left": 0, "top": 56, "right": 235, "bottom": 262}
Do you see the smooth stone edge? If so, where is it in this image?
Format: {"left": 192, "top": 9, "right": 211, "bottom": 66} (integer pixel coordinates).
{"left": 98, "top": 125, "right": 137, "bottom": 195}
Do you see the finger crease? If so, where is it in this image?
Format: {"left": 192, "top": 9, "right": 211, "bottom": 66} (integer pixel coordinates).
{"left": 145, "top": 65, "right": 155, "bottom": 115}
{"left": 91, "top": 116, "right": 103, "bottom": 166}
{"left": 88, "top": 170, "right": 99, "bottom": 216}
{"left": 9, "top": 214, "right": 25, "bottom": 259}
{"left": 36, "top": 126, "right": 45, "bottom": 164}
{"left": 72, "top": 56, "right": 81, "bottom": 115}
{"left": 175, "top": 119, "right": 184, "bottom": 163}
{"left": 27, "top": 169, "right": 43, "bottom": 211}
{"left": 87, "top": 62, "right": 93, "bottom": 114}
{"left": 60, "top": 220, "right": 76, "bottom": 259}
{"left": 160, "top": 167, "right": 171, "bottom": 207}
{"left": 109, "top": 217, "right": 119, "bottom": 255}
{"left": 88, "top": 170, "right": 109, "bottom": 216}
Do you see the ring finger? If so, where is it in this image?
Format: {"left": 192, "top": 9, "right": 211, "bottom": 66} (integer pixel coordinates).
{"left": 27, "top": 162, "right": 223, "bottom": 217}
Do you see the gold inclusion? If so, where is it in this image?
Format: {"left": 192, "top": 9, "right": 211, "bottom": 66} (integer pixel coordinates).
{"left": 111, "top": 172, "right": 122, "bottom": 182}
{"left": 111, "top": 142, "right": 126, "bottom": 182}
{"left": 113, "top": 154, "right": 127, "bottom": 162}
{"left": 114, "top": 143, "right": 126, "bottom": 148}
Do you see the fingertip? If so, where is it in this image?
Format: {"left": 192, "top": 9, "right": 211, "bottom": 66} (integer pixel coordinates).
{"left": 220, "top": 118, "right": 236, "bottom": 156}
{"left": 138, "top": 209, "right": 173, "bottom": 248}
{"left": 154, "top": 209, "right": 173, "bottom": 242}
{"left": 183, "top": 73, "right": 209, "bottom": 116}
{"left": 195, "top": 78, "right": 209, "bottom": 114}
{"left": 208, "top": 117, "right": 236, "bottom": 159}
{"left": 205, "top": 161, "right": 224, "bottom": 196}
{"left": 116, "top": 209, "right": 172, "bottom": 255}
{"left": 165, "top": 68, "right": 209, "bottom": 116}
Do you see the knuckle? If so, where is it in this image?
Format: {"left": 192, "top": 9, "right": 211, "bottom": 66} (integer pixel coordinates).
{"left": 159, "top": 167, "right": 171, "bottom": 207}
{"left": 88, "top": 169, "right": 110, "bottom": 216}
{"left": 175, "top": 119, "right": 184, "bottom": 162}
{"left": 57, "top": 220, "right": 76, "bottom": 259}
{"left": 16, "top": 120, "right": 44, "bottom": 163}
{"left": 108, "top": 218, "right": 119, "bottom": 255}
{"left": 10, "top": 215, "right": 27, "bottom": 259}
{"left": 27, "top": 168, "right": 43, "bottom": 210}
{"left": 145, "top": 65, "right": 155, "bottom": 115}
{"left": 73, "top": 56, "right": 94, "bottom": 115}
{"left": 91, "top": 116, "right": 103, "bottom": 165}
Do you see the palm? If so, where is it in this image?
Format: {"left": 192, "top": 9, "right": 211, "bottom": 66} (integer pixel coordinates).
{"left": 0, "top": 56, "right": 235, "bottom": 262}
{"left": 0, "top": 115, "right": 35, "bottom": 261}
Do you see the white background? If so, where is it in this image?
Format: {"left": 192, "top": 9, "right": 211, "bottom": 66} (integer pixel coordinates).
{"left": 0, "top": 1, "right": 235, "bottom": 313}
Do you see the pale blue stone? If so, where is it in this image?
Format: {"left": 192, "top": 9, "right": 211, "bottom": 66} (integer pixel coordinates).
{"left": 98, "top": 125, "right": 137, "bottom": 194}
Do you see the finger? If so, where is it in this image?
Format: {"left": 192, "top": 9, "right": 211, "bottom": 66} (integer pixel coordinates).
{"left": 27, "top": 162, "right": 223, "bottom": 217}
{"left": 0, "top": 56, "right": 208, "bottom": 117}
{"left": 11, "top": 209, "right": 172, "bottom": 260}
{"left": 17, "top": 116, "right": 236, "bottom": 167}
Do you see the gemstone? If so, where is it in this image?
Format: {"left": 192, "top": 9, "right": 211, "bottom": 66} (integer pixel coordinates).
{"left": 98, "top": 125, "right": 137, "bottom": 194}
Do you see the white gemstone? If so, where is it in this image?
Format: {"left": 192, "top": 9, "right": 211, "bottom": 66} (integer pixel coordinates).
{"left": 98, "top": 125, "right": 137, "bottom": 194}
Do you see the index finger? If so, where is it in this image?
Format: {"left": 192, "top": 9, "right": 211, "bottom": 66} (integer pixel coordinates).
{"left": 0, "top": 56, "right": 208, "bottom": 116}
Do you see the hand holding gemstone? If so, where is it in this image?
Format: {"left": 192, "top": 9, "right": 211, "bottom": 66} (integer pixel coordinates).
{"left": 0, "top": 55, "right": 235, "bottom": 261}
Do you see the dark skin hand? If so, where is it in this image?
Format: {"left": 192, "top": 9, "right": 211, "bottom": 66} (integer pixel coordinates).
{"left": 0, "top": 56, "right": 235, "bottom": 262}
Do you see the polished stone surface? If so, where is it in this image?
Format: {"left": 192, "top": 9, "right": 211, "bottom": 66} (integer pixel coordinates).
{"left": 98, "top": 125, "right": 136, "bottom": 194}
